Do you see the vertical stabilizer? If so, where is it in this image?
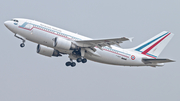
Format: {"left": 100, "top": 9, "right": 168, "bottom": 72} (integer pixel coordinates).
{"left": 133, "top": 31, "right": 174, "bottom": 58}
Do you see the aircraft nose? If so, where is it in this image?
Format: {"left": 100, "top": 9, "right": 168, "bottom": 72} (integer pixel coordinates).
{"left": 4, "top": 21, "right": 10, "bottom": 28}
{"left": 4, "top": 20, "right": 16, "bottom": 33}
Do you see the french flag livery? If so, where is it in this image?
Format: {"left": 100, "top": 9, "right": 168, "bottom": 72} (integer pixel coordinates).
{"left": 134, "top": 31, "right": 174, "bottom": 59}
{"left": 4, "top": 18, "right": 175, "bottom": 67}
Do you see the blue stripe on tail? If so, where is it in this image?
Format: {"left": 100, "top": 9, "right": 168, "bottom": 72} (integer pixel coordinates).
{"left": 135, "top": 32, "right": 169, "bottom": 51}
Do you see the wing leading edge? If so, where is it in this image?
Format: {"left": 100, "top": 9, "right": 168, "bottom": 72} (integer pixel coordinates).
{"left": 75, "top": 37, "right": 133, "bottom": 50}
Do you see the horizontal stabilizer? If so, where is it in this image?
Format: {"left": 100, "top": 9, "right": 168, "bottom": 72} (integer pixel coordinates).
{"left": 142, "top": 58, "right": 175, "bottom": 64}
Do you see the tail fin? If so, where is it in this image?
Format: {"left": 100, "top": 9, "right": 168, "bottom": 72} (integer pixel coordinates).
{"left": 133, "top": 31, "right": 174, "bottom": 58}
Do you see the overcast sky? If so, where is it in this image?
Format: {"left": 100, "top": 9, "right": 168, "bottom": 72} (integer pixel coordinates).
{"left": 0, "top": 0, "right": 180, "bottom": 101}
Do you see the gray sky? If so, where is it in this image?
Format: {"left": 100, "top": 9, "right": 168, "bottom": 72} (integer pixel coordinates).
{"left": 0, "top": 0, "right": 180, "bottom": 101}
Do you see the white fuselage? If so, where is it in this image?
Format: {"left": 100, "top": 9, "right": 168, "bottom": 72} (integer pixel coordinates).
{"left": 5, "top": 18, "right": 153, "bottom": 66}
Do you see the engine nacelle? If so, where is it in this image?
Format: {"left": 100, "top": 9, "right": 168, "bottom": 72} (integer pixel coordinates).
{"left": 37, "top": 44, "right": 61, "bottom": 57}
{"left": 53, "top": 37, "right": 77, "bottom": 50}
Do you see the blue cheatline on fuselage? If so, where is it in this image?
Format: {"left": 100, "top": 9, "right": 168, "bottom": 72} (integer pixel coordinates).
{"left": 19, "top": 22, "right": 131, "bottom": 58}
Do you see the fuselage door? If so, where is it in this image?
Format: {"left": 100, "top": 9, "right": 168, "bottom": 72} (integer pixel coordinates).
{"left": 24, "top": 23, "right": 33, "bottom": 30}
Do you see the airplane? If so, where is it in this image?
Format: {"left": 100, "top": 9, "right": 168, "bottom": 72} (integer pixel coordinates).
{"left": 4, "top": 18, "right": 175, "bottom": 67}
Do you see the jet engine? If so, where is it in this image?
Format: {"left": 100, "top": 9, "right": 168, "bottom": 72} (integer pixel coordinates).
{"left": 53, "top": 37, "right": 78, "bottom": 50}
{"left": 37, "top": 44, "right": 61, "bottom": 57}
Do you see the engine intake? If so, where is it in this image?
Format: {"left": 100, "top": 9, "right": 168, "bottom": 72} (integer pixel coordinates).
{"left": 53, "top": 37, "right": 77, "bottom": 50}
{"left": 37, "top": 44, "right": 61, "bottom": 57}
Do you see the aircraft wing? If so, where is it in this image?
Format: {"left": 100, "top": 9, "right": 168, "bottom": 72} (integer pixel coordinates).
{"left": 75, "top": 37, "right": 133, "bottom": 50}
{"left": 142, "top": 58, "right": 175, "bottom": 63}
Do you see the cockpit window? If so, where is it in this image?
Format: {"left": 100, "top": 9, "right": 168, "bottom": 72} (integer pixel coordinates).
{"left": 14, "top": 20, "right": 18, "bottom": 22}
{"left": 11, "top": 19, "right": 18, "bottom": 22}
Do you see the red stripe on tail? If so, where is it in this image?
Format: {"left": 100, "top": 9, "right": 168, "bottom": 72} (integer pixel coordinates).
{"left": 142, "top": 33, "right": 171, "bottom": 55}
